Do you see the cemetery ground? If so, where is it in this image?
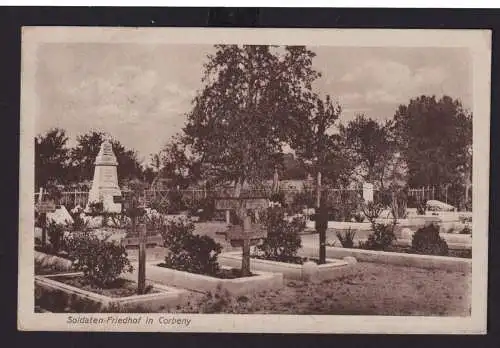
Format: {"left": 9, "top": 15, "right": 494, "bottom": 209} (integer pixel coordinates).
{"left": 35, "top": 222, "right": 472, "bottom": 316}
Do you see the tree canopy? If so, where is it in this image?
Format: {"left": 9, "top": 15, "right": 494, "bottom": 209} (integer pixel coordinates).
{"left": 183, "top": 44, "right": 322, "bottom": 195}
{"left": 35, "top": 128, "right": 70, "bottom": 189}
{"left": 393, "top": 95, "right": 472, "bottom": 188}
{"left": 339, "top": 114, "right": 395, "bottom": 189}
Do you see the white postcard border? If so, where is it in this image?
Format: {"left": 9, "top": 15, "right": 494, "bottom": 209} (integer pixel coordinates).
{"left": 18, "top": 27, "right": 491, "bottom": 334}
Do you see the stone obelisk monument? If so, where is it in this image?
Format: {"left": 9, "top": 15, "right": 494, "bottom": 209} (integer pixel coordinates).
{"left": 85, "top": 140, "right": 122, "bottom": 214}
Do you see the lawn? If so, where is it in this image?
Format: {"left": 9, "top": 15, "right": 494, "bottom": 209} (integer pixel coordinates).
{"left": 171, "top": 262, "right": 471, "bottom": 316}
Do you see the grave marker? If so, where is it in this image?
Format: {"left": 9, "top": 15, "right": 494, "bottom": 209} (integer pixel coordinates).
{"left": 215, "top": 196, "right": 269, "bottom": 276}
{"left": 35, "top": 200, "right": 56, "bottom": 246}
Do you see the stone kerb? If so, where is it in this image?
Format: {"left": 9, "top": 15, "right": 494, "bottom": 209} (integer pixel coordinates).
{"left": 122, "top": 261, "right": 284, "bottom": 296}
{"left": 35, "top": 272, "right": 188, "bottom": 312}
{"left": 219, "top": 251, "right": 356, "bottom": 281}
{"left": 299, "top": 245, "right": 471, "bottom": 273}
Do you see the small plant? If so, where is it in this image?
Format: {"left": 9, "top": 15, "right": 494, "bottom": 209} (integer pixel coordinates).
{"left": 411, "top": 224, "right": 449, "bottom": 256}
{"left": 459, "top": 226, "right": 472, "bottom": 235}
{"left": 160, "top": 218, "right": 222, "bottom": 276}
{"left": 254, "top": 206, "right": 304, "bottom": 262}
{"left": 65, "top": 232, "right": 134, "bottom": 288}
{"left": 336, "top": 228, "right": 356, "bottom": 248}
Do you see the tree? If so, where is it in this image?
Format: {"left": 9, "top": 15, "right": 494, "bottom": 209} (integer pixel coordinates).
{"left": 393, "top": 95, "right": 472, "bottom": 200}
{"left": 156, "top": 135, "right": 201, "bottom": 189}
{"left": 288, "top": 93, "right": 343, "bottom": 264}
{"left": 35, "top": 128, "right": 70, "bottom": 189}
{"left": 70, "top": 131, "right": 143, "bottom": 186}
{"left": 183, "top": 44, "right": 321, "bottom": 196}
{"left": 339, "top": 114, "right": 395, "bottom": 189}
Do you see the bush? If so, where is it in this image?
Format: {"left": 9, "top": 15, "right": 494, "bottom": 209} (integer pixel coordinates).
{"left": 411, "top": 224, "right": 449, "bottom": 256}
{"left": 359, "top": 223, "right": 397, "bottom": 251}
{"left": 160, "top": 219, "right": 222, "bottom": 276}
{"left": 336, "top": 228, "right": 356, "bottom": 248}
{"left": 65, "top": 232, "right": 134, "bottom": 287}
{"left": 253, "top": 207, "right": 303, "bottom": 262}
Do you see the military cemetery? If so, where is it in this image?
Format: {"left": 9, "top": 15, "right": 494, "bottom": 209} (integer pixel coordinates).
{"left": 32, "top": 42, "right": 473, "bottom": 316}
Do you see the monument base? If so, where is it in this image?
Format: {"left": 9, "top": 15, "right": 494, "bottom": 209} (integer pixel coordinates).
{"left": 85, "top": 188, "right": 122, "bottom": 214}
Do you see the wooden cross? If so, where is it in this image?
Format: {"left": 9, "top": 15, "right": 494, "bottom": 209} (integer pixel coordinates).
{"left": 123, "top": 194, "right": 148, "bottom": 294}
{"left": 215, "top": 197, "right": 269, "bottom": 276}
{"left": 35, "top": 200, "right": 56, "bottom": 247}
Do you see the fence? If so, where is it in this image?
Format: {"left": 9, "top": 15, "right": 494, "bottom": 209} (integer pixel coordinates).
{"left": 34, "top": 185, "right": 472, "bottom": 211}
{"left": 407, "top": 185, "right": 472, "bottom": 210}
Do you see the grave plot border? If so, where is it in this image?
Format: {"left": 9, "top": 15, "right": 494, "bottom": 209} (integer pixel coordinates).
{"left": 122, "top": 262, "right": 284, "bottom": 296}
{"left": 35, "top": 272, "right": 188, "bottom": 312}
{"left": 219, "top": 251, "right": 356, "bottom": 281}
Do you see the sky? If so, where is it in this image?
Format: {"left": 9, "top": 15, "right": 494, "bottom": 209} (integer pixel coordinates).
{"left": 35, "top": 43, "right": 472, "bottom": 164}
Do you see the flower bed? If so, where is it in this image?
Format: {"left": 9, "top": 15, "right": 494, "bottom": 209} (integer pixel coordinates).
{"left": 35, "top": 272, "right": 187, "bottom": 312}
{"left": 122, "top": 262, "right": 283, "bottom": 296}
{"left": 300, "top": 245, "right": 471, "bottom": 273}
{"left": 219, "top": 251, "right": 355, "bottom": 281}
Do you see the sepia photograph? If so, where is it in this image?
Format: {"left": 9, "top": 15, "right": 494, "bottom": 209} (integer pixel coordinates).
{"left": 18, "top": 27, "right": 490, "bottom": 333}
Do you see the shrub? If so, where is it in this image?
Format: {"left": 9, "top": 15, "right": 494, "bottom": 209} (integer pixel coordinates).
{"left": 358, "top": 200, "right": 398, "bottom": 251}
{"left": 254, "top": 207, "right": 303, "bottom": 262}
{"left": 336, "top": 228, "right": 356, "bottom": 248}
{"left": 359, "top": 222, "right": 397, "bottom": 251}
{"left": 65, "top": 232, "right": 134, "bottom": 287}
{"left": 411, "top": 224, "right": 449, "bottom": 256}
{"left": 160, "top": 219, "right": 222, "bottom": 276}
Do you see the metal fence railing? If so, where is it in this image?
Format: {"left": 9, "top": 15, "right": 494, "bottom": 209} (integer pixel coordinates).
{"left": 34, "top": 185, "right": 472, "bottom": 211}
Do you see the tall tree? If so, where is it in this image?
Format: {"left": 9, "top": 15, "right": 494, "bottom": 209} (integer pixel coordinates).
{"left": 289, "top": 93, "right": 343, "bottom": 264}
{"left": 183, "top": 44, "right": 321, "bottom": 196}
{"left": 35, "top": 128, "right": 70, "bottom": 189}
{"left": 70, "top": 131, "right": 143, "bottom": 186}
{"left": 393, "top": 95, "right": 472, "bottom": 193}
{"left": 339, "top": 114, "right": 395, "bottom": 189}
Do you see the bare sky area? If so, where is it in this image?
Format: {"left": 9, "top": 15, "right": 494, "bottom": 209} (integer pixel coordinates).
{"left": 35, "top": 43, "right": 472, "bottom": 163}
